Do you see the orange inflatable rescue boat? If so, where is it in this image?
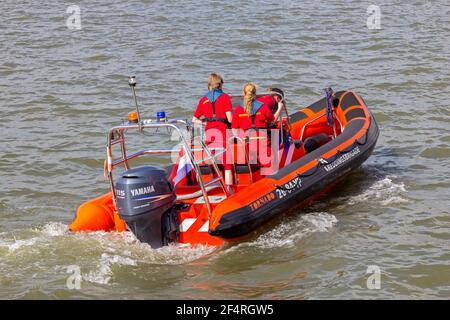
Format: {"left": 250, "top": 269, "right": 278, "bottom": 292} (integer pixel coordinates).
{"left": 70, "top": 79, "right": 379, "bottom": 248}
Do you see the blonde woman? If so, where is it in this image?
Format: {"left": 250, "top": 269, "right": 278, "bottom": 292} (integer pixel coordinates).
{"left": 192, "top": 73, "right": 232, "bottom": 127}
{"left": 192, "top": 73, "right": 233, "bottom": 186}
{"left": 231, "top": 83, "right": 283, "bottom": 169}
{"left": 231, "top": 83, "right": 282, "bottom": 134}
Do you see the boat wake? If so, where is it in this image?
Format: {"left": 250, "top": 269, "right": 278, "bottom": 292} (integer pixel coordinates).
{"left": 231, "top": 212, "right": 338, "bottom": 250}
{"left": 0, "top": 222, "right": 66, "bottom": 253}
{"left": 345, "top": 175, "right": 408, "bottom": 206}
{"left": 305, "top": 173, "right": 409, "bottom": 213}
{"left": 0, "top": 222, "right": 217, "bottom": 286}
{"left": 0, "top": 210, "right": 339, "bottom": 286}
{"left": 226, "top": 175, "right": 406, "bottom": 250}
{"left": 83, "top": 253, "right": 137, "bottom": 285}
{"left": 0, "top": 176, "right": 405, "bottom": 283}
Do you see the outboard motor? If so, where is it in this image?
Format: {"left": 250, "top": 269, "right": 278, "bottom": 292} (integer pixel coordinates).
{"left": 115, "top": 166, "right": 176, "bottom": 248}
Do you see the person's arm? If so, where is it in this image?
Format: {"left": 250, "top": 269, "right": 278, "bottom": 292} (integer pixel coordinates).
{"left": 225, "top": 111, "right": 233, "bottom": 123}
{"left": 193, "top": 99, "right": 205, "bottom": 125}
{"left": 224, "top": 95, "right": 233, "bottom": 124}
{"left": 272, "top": 101, "right": 284, "bottom": 122}
{"left": 192, "top": 116, "right": 204, "bottom": 125}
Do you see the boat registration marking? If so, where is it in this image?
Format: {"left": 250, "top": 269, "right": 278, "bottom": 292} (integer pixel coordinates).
{"left": 275, "top": 176, "right": 303, "bottom": 200}
{"left": 323, "top": 146, "right": 361, "bottom": 172}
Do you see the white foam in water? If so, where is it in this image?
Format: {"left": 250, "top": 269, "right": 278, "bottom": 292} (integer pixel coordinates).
{"left": 346, "top": 176, "right": 407, "bottom": 206}
{"left": 82, "top": 243, "right": 217, "bottom": 285}
{"left": 87, "top": 230, "right": 218, "bottom": 265}
{"left": 156, "top": 243, "right": 217, "bottom": 264}
{"left": 238, "top": 212, "right": 338, "bottom": 249}
{"left": 38, "top": 222, "right": 69, "bottom": 236}
{"left": 84, "top": 253, "right": 137, "bottom": 285}
{"left": 0, "top": 222, "right": 69, "bottom": 253}
{"left": 302, "top": 213, "right": 338, "bottom": 232}
{"left": 1, "top": 237, "right": 38, "bottom": 253}
{"left": 1, "top": 220, "right": 219, "bottom": 287}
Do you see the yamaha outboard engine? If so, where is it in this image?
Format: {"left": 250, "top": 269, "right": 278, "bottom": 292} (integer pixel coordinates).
{"left": 115, "top": 166, "right": 176, "bottom": 248}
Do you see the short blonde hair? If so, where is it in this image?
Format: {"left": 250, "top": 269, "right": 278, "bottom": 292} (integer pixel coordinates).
{"left": 208, "top": 73, "right": 224, "bottom": 90}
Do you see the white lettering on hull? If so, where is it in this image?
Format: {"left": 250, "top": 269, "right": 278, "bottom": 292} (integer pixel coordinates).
{"left": 323, "top": 146, "right": 361, "bottom": 172}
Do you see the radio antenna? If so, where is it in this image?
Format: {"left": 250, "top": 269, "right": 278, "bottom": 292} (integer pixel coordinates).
{"left": 128, "top": 76, "right": 142, "bottom": 130}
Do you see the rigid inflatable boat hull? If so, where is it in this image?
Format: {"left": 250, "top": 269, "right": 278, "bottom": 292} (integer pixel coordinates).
{"left": 209, "top": 114, "right": 379, "bottom": 239}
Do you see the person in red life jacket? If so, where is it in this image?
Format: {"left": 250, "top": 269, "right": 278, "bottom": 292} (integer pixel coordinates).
{"left": 192, "top": 73, "right": 234, "bottom": 186}
{"left": 257, "top": 87, "right": 285, "bottom": 116}
{"left": 231, "top": 83, "right": 283, "bottom": 168}
{"left": 257, "top": 87, "right": 287, "bottom": 144}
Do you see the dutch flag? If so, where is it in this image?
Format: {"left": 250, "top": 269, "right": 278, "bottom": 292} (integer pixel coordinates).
{"left": 173, "top": 147, "right": 193, "bottom": 186}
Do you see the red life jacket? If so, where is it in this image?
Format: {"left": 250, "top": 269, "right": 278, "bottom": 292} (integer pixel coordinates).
{"left": 202, "top": 89, "right": 228, "bottom": 125}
